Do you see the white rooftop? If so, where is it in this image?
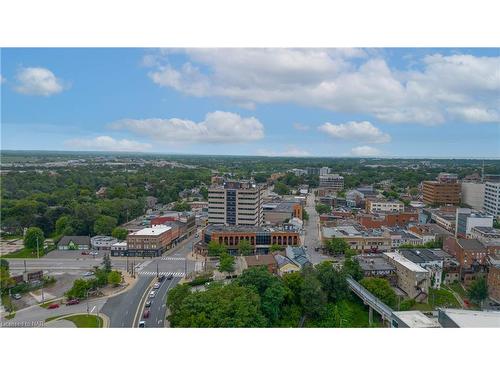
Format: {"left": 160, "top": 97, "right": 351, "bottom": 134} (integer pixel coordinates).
{"left": 392, "top": 311, "right": 441, "bottom": 328}
{"left": 112, "top": 241, "right": 127, "bottom": 247}
{"left": 129, "top": 225, "right": 171, "bottom": 236}
{"left": 384, "top": 252, "right": 429, "bottom": 273}
{"left": 440, "top": 309, "right": 500, "bottom": 328}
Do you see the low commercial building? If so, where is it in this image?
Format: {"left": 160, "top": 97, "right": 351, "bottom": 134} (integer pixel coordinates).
{"left": 263, "top": 200, "right": 302, "bottom": 225}
{"left": 391, "top": 311, "right": 441, "bottom": 328}
{"left": 126, "top": 225, "right": 173, "bottom": 257}
{"left": 365, "top": 199, "right": 404, "bottom": 213}
{"left": 487, "top": 256, "right": 500, "bottom": 303}
{"left": 357, "top": 211, "right": 418, "bottom": 229}
{"left": 243, "top": 254, "right": 278, "bottom": 274}
{"left": 407, "top": 223, "right": 454, "bottom": 243}
{"left": 444, "top": 238, "right": 488, "bottom": 267}
{"left": 455, "top": 208, "right": 493, "bottom": 238}
{"left": 431, "top": 209, "right": 456, "bottom": 232}
{"left": 355, "top": 254, "right": 397, "bottom": 285}
{"left": 469, "top": 226, "right": 500, "bottom": 247}
{"left": 384, "top": 252, "right": 430, "bottom": 301}
{"left": 285, "top": 246, "right": 312, "bottom": 269}
{"left": 57, "top": 236, "right": 91, "bottom": 251}
{"left": 110, "top": 241, "right": 127, "bottom": 256}
{"left": 90, "top": 235, "right": 118, "bottom": 250}
{"left": 321, "top": 225, "right": 391, "bottom": 254}
{"left": 438, "top": 309, "right": 500, "bottom": 328}
{"left": 399, "top": 249, "right": 443, "bottom": 289}
{"left": 385, "top": 228, "right": 423, "bottom": 249}
{"left": 198, "top": 224, "right": 301, "bottom": 254}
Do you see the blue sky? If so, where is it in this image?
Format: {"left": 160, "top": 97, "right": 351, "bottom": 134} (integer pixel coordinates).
{"left": 1, "top": 48, "right": 499, "bottom": 158}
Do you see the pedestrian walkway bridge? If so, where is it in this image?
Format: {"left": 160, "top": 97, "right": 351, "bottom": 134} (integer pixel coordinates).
{"left": 346, "top": 276, "right": 394, "bottom": 323}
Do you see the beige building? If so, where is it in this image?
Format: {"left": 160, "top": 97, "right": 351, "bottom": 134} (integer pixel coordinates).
{"left": 384, "top": 252, "right": 430, "bottom": 301}
{"left": 321, "top": 225, "right": 392, "bottom": 254}
{"left": 319, "top": 173, "right": 344, "bottom": 191}
{"left": 208, "top": 180, "right": 265, "bottom": 226}
{"left": 366, "top": 199, "right": 404, "bottom": 213}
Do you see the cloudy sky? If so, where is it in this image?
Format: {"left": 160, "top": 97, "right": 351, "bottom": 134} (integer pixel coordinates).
{"left": 1, "top": 48, "right": 499, "bottom": 157}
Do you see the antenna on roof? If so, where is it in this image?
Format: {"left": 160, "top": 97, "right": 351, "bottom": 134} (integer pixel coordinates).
{"left": 481, "top": 160, "right": 485, "bottom": 183}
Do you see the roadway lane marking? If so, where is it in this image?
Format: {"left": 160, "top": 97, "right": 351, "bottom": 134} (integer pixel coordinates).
{"left": 161, "top": 257, "right": 185, "bottom": 261}
{"left": 91, "top": 306, "right": 96, "bottom": 313}
{"left": 138, "top": 271, "right": 185, "bottom": 277}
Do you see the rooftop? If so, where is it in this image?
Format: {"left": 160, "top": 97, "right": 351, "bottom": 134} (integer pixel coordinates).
{"left": 384, "top": 252, "right": 430, "bottom": 273}
{"left": 129, "top": 225, "right": 171, "bottom": 236}
{"left": 58, "top": 236, "right": 90, "bottom": 246}
{"left": 392, "top": 311, "right": 441, "bottom": 328}
{"left": 439, "top": 309, "right": 500, "bottom": 328}
{"left": 205, "top": 224, "right": 298, "bottom": 234}
{"left": 244, "top": 254, "right": 277, "bottom": 267}
{"left": 356, "top": 255, "right": 396, "bottom": 272}
{"left": 400, "top": 249, "right": 442, "bottom": 264}
{"left": 472, "top": 226, "right": 500, "bottom": 235}
{"left": 457, "top": 238, "right": 486, "bottom": 252}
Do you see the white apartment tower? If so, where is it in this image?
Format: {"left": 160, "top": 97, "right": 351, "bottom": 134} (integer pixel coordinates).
{"left": 208, "top": 181, "right": 265, "bottom": 226}
{"left": 484, "top": 182, "right": 500, "bottom": 217}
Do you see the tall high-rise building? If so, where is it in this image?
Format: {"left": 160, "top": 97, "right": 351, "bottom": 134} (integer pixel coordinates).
{"left": 461, "top": 182, "right": 485, "bottom": 211}
{"left": 484, "top": 181, "right": 500, "bottom": 217}
{"left": 208, "top": 181, "right": 265, "bottom": 226}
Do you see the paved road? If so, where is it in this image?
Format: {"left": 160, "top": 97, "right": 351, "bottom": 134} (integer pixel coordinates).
{"left": 101, "top": 276, "right": 153, "bottom": 328}
{"left": 7, "top": 258, "right": 130, "bottom": 272}
{"left": 142, "top": 277, "right": 181, "bottom": 328}
{"left": 303, "top": 192, "right": 332, "bottom": 264}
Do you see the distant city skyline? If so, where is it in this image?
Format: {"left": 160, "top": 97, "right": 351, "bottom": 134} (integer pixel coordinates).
{"left": 1, "top": 48, "right": 499, "bottom": 158}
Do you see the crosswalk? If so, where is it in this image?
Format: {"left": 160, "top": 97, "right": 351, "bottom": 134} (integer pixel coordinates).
{"left": 160, "top": 257, "right": 186, "bottom": 261}
{"left": 138, "top": 271, "right": 185, "bottom": 277}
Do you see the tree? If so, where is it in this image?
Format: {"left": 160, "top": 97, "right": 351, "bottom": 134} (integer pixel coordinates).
{"left": 199, "top": 186, "right": 208, "bottom": 200}
{"left": 102, "top": 253, "right": 112, "bottom": 273}
{"left": 360, "top": 277, "right": 398, "bottom": 309}
{"left": 107, "top": 270, "right": 122, "bottom": 286}
{"left": 65, "top": 279, "right": 91, "bottom": 299}
{"left": 173, "top": 201, "right": 191, "bottom": 212}
{"left": 261, "top": 282, "right": 289, "bottom": 324}
{"left": 283, "top": 272, "right": 304, "bottom": 306}
{"left": 207, "top": 240, "right": 226, "bottom": 257}
{"left": 167, "top": 284, "right": 191, "bottom": 315}
{"left": 237, "top": 266, "right": 279, "bottom": 295}
{"left": 315, "top": 204, "right": 331, "bottom": 215}
{"left": 269, "top": 243, "right": 283, "bottom": 253}
{"left": 218, "top": 251, "right": 235, "bottom": 273}
{"left": 300, "top": 272, "right": 327, "bottom": 320}
{"left": 315, "top": 262, "right": 349, "bottom": 303}
{"left": 23, "top": 227, "right": 45, "bottom": 250}
{"left": 302, "top": 209, "right": 309, "bottom": 221}
{"left": 0, "top": 260, "right": 15, "bottom": 294}
{"left": 55, "top": 215, "right": 74, "bottom": 236}
{"left": 238, "top": 239, "right": 253, "bottom": 256}
{"left": 325, "top": 238, "right": 350, "bottom": 255}
{"left": 273, "top": 182, "right": 290, "bottom": 196}
{"left": 468, "top": 277, "right": 488, "bottom": 306}
{"left": 93, "top": 215, "right": 118, "bottom": 236}
{"left": 343, "top": 257, "right": 364, "bottom": 281}
{"left": 112, "top": 227, "right": 128, "bottom": 241}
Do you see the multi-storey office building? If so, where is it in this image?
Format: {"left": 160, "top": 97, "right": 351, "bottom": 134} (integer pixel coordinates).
{"left": 319, "top": 173, "right": 344, "bottom": 191}
{"left": 455, "top": 208, "right": 493, "bottom": 238}
{"left": 484, "top": 181, "right": 500, "bottom": 217}
{"left": 365, "top": 199, "right": 405, "bottom": 213}
{"left": 208, "top": 180, "right": 265, "bottom": 226}
{"left": 461, "top": 182, "right": 485, "bottom": 211}
{"left": 422, "top": 180, "right": 461, "bottom": 205}
{"left": 384, "top": 252, "right": 430, "bottom": 300}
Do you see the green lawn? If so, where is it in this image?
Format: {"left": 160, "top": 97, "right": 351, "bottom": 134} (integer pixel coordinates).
{"left": 4, "top": 312, "right": 16, "bottom": 320}
{"left": 448, "top": 281, "right": 467, "bottom": 299}
{"left": 63, "top": 314, "right": 103, "bottom": 328}
{"left": 1, "top": 244, "right": 56, "bottom": 259}
{"left": 403, "top": 288, "right": 461, "bottom": 312}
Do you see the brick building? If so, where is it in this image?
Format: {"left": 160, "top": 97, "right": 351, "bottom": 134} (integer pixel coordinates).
{"left": 358, "top": 211, "right": 418, "bottom": 229}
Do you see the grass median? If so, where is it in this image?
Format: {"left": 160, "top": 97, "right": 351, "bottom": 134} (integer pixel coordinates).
{"left": 63, "top": 314, "right": 103, "bottom": 328}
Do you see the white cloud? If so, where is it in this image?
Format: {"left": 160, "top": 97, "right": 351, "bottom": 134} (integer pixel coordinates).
{"left": 257, "top": 145, "right": 311, "bottom": 157}
{"left": 146, "top": 49, "right": 500, "bottom": 125}
{"left": 447, "top": 106, "right": 500, "bottom": 123}
{"left": 0, "top": 74, "right": 5, "bottom": 84}
{"left": 350, "top": 145, "right": 382, "bottom": 157}
{"left": 293, "top": 123, "right": 310, "bottom": 131}
{"left": 318, "top": 121, "right": 391, "bottom": 143}
{"left": 14, "top": 67, "right": 65, "bottom": 96}
{"left": 64, "top": 136, "right": 151, "bottom": 152}
{"left": 110, "top": 111, "right": 265, "bottom": 144}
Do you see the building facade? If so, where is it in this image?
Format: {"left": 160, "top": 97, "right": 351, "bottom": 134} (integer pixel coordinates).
{"left": 484, "top": 181, "right": 500, "bottom": 217}
{"left": 365, "top": 199, "right": 405, "bottom": 213}
{"left": 384, "top": 252, "right": 430, "bottom": 301}
{"left": 455, "top": 208, "right": 493, "bottom": 238}
{"left": 126, "top": 225, "right": 173, "bottom": 257}
{"left": 422, "top": 180, "right": 461, "bottom": 206}
{"left": 461, "top": 182, "right": 485, "bottom": 211}
{"left": 208, "top": 181, "right": 265, "bottom": 226}
{"left": 319, "top": 174, "right": 344, "bottom": 191}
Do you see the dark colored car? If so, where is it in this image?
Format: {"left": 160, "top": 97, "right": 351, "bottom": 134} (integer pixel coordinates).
{"left": 48, "top": 303, "right": 60, "bottom": 309}
{"left": 145, "top": 300, "right": 152, "bottom": 308}
{"left": 66, "top": 299, "right": 80, "bottom": 306}
{"left": 138, "top": 321, "right": 146, "bottom": 328}
{"left": 167, "top": 274, "right": 173, "bottom": 280}
{"left": 81, "top": 251, "right": 89, "bottom": 255}
{"left": 158, "top": 275, "right": 166, "bottom": 282}
{"left": 143, "top": 309, "right": 150, "bottom": 319}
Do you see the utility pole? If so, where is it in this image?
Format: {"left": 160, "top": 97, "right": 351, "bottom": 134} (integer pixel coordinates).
{"left": 36, "top": 236, "right": 40, "bottom": 259}
{"left": 86, "top": 290, "right": 90, "bottom": 316}
{"left": 156, "top": 262, "right": 159, "bottom": 278}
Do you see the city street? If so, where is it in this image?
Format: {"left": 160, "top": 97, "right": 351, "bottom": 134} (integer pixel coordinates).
{"left": 303, "top": 192, "right": 333, "bottom": 264}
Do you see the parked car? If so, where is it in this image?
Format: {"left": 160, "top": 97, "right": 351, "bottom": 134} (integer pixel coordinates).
{"left": 138, "top": 320, "right": 146, "bottom": 328}
{"left": 13, "top": 293, "right": 22, "bottom": 300}
{"left": 145, "top": 300, "right": 152, "bottom": 308}
{"left": 48, "top": 303, "right": 60, "bottom": 309}
{"left": 81, "top": 251, "right": 89, "bottom": 255}
{"left": 149, "top": 291, "right": 156, "bottom": 298}
{"left": 83, "top": 271, "right": 94, "bottom": 277}
{"left": 66, "top": 299, "right": 80, "bottom": 305}
{"left": 153, "top": 282, "right": 161, "bottom": 289}
{"left": 143, "top": 309, "right": 150, "bottom": 319}
{"left": 89, "top": 251, "right": 98, "bottom": 256}
{"left": 158, "top": 275, "right": 165, "bottom": 282}
{"left": 167, "top": 274, "right": 173, "bottom": 280}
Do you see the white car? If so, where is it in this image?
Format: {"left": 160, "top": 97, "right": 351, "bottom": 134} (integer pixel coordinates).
{"left": 83, "top": 271, "right": 94, "bottom": 277}
{"left": 149, "top": 291, "right": 156, "bottom": 298}
{"left": 153, "top": 282, "right": 161, "bottom": 289}
{"left": 89, "top": 251, "right": 98, "bottom": 256}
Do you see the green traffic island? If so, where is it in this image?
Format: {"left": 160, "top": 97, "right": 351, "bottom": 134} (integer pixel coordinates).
{"left": 45, "top": 314, "right": 103, "bottom": 327}
{"left": 4, "top": 312, "right": 16, "bottom": 320}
